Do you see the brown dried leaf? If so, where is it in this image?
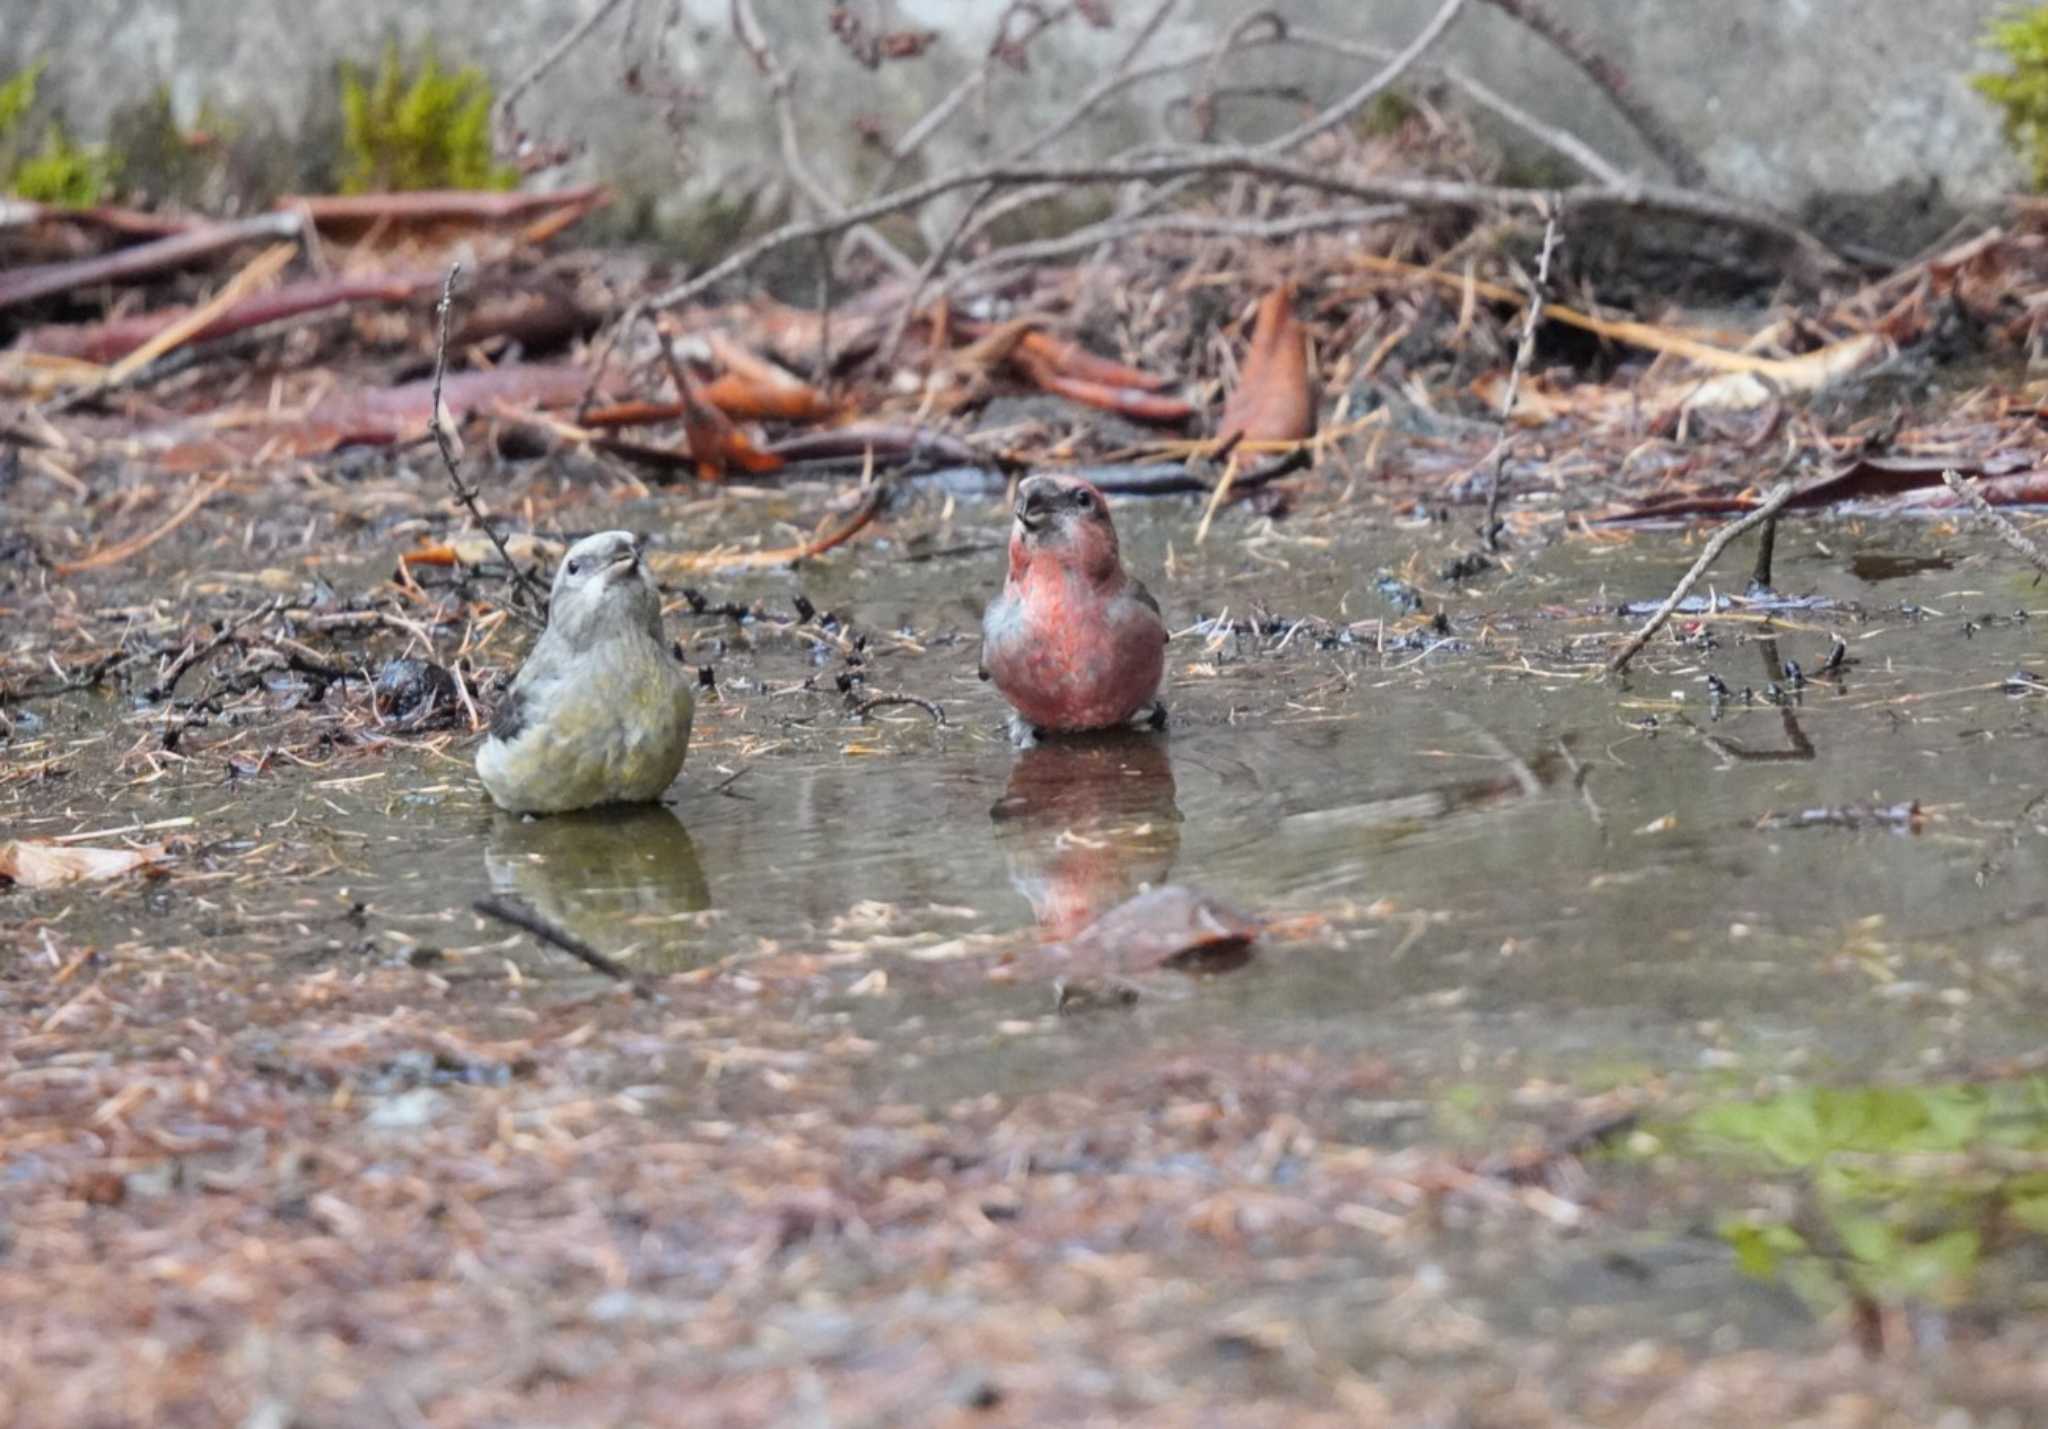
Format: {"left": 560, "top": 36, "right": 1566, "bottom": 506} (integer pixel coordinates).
{"left": 1217, "top": 285, "right": 1314, "bottom": 446}
{"left": 0, "top": 841, "right": 165, "bottom": 889}
{"left": 1055, "top": 884, "right": 1263, "bottom": 976}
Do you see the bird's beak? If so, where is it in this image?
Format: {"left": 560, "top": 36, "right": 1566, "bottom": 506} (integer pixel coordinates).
{"left": 604, "top": 544, "right": 641, "bottom": 578}
{"left": 1015, "top": 488, "right": 1052, "bottom": 532}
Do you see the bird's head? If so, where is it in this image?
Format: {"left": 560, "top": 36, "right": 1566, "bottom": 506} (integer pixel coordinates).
{"left": 547, "top": 530, "right": 662, "bottom": 640}
{"left": 1011, "top": 474, "right": 1121, "bottom": 581}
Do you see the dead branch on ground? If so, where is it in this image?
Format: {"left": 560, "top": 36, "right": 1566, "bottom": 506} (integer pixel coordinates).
{"left": 1940, "top": 468, "right": 2048, "bottom": 581}
{"left": 1483, "top": 197, "right": 1563, "bottom": 549}
{"left": 1608, "top": 482, "right": 1798, "bottom": 676}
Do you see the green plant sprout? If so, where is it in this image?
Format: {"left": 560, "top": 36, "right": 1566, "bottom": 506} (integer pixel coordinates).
{"left": 1977, "top": 6, "right": 2048, "bottom": 190}
{"left": 0, "top": 62, "right": 117, "bottom": 204}
{"left": 1694, "top": 1080, "right": 2048, "bottom": 1317}
{"left": 339, "top": 40, "right": 517, "bottom": 193}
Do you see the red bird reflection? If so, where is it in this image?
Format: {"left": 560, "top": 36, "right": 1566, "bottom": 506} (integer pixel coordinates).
{"left": 991, "top": 734, "right": 1182, "bottom": 941}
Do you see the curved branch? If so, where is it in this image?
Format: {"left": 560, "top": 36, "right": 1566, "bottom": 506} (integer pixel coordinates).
{"left": 643, "top": 148, "right": 1848, "bottom": 313}
{"left": 1477, "top": 0, "right": 1707, "bottom": 187}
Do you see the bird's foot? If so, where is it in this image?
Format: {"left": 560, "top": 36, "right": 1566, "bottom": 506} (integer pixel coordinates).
{"left": 1143, "top": 700, "right": 1169, "bottom": 732}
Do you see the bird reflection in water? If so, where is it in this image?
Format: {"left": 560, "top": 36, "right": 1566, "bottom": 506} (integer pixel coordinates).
{"left": 483, "top": 806, "right": 711, "bottom": 973}
{"left": 990, "top": 734, "right": 1182, "bottom": 940}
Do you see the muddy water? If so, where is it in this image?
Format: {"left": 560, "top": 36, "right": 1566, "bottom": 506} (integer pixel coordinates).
{"left": 21, "top": 502, "right": 2047, "bottom": 1064}
{"left": 11, "top": 490, "right": 2048, "bottom": 1379}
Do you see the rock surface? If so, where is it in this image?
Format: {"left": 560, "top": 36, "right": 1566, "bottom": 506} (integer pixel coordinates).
{"left": 3, "top": 0, "right": 2020, "bottom": 246}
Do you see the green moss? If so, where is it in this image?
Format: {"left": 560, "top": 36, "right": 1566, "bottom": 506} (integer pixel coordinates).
{"left": 0, "top": 62, "right": 117, "bottom": 204}
{"left": 338, "top": 40, "right": 516, "bottom": 192}
{"left": 1353, "top": 90, "right": 1420, "bottom": 140}
{"left": 0, "top": 64, "right": 38, "bottom": 135}
{"left": 1976, "top": 6, "right": 2048, "bottom": 190}
{"left": 1691, "top": 1080, "right": 2048, "bottom": 1315}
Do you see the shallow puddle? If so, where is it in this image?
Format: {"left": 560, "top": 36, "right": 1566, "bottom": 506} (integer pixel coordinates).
{"left": 9, "top": 488, "right": 2048, "bottom": 1411}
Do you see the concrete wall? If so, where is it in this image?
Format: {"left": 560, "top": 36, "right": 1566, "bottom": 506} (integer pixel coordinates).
{"left": 3, "top": 0, "right": 2022, "bottom": 245}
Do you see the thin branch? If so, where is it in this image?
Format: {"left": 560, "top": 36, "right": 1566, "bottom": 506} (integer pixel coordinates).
{"left": 877, "top": 187, "right": 991, "bottom": 369}
{"left": 1414, "top": 50, "right": 1629, "bottom": 188}
{"left": 428, "top": 264, "right": 548, "bottom": 628}
{"left": 868, "top": 0, "right": 1080, "bottom": 197}
{"left": 493, "top": 0, "right": 635, "bottom": 153}
{"left": 144, "top": 597, "right": 285, "bottom": 703}
{"left": 1477, "top": 0, "right": 1707, "bottom": 187}
{"left": 945, "top": 203, "right": 1411, "bottom": 293}
{"left": 874, "top": 0, "right": 1185, "bottom": 364}
{"left": 1941, "top": 468, "right": 2048, "bottom": 581}
{"left": 849, "top": 692, "right": 948, "bottom": 724}
{"left": 961, "top": 0, "right": 1461, "bottom": 280}
{"left": 1260, "top": 0, "right": 1470, "bottom": 155}
{"left": 644, "top": 150, "right": 1845, "bottom": 314}
{"left": 731, "top": 0, "right": 914, "bottom": 278}
{"left": 473, "top": 894, "right": 656, "bottom": 999}
{"left": 1006, "top": 0, "right": 1184, "bottom": 162}
{"left": 997, "top": 18, "right": 1630, "bottom": 204}
{"left": 1483, "top": 196, "right": 1563, "bottom": 549}
{"left": 1607, "top": 481, "right": 1797, "bottom": 676}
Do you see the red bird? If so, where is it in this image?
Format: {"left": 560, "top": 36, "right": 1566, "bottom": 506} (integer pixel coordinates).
{"left": 981, "top": 473, "right": 1169, "bottom": 744}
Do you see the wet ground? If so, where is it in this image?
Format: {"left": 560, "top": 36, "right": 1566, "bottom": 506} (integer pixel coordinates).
{"left": 8, "top": 471, "right": 2048, "bottom": 1424}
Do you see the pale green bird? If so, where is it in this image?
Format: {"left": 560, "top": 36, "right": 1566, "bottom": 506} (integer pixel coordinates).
{"left": 476, "top": 530, "right": 695, "bottom": 814}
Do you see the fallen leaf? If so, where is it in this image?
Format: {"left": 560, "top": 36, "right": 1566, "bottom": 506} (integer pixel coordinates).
{"left": 0, "top": 841, "right": 165, "bottom": 889}
{"left": 672, "top": 364, "right": 785, "bottom": 480}
{"left": 1053, "top": 884, "right": 1264, "bottom": 975}
{"left": 1014, "top": 329, "right": 1174, "bottom": 392}
{"left": 1217, "top": 284, "right": 1314, "bottom": 447}
{"left": 1010, "top": 349, "right": 1196, "bottom": 424}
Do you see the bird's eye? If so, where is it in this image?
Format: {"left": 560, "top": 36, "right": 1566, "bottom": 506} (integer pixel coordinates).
{"left": 1075, "top": 491, "right": 1094, "bottom": 509}
{"left": 566, "top": 559, "right": 583, "bottom": 577}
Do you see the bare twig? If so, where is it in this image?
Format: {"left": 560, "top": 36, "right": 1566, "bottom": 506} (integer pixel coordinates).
{"left": 1007, "top": 0, "right": 1184, "bottom": 162}
{"left": 1607, "top": 481, "right": 1797, "bottom": 676}
{"left": 473, "top": 894, "right": 656, "bottom": 999}
{"left": 429, "top": 264, "right": 548, "bottom": 628}
{"left": 1749, "top": 506, "right": 1779, "bottom": 590}
{"left": 1477, "top": 0, "right": 1707, "bottom": 187}
{"left": 144, "top": 597, "right": 285, "bottom": 703}
{"left": 1940, "top": 468, "right": 2048, "bottom": 581}
{"left": 493, "top": 0, "right": 635, "bottom": 154}
{"left": 850, "top": 692, "right": 948, "bottom": 725}
{"left": 942, "top": 204, "right": 1410, "bottom": 298}
{"left": 988, "top": 18, "right": 1631, "bottom": 209}
{"left": 1483, "top": 197, "right": 1563, "bottom": 549}
{"left": 1261, "top": 0, "right": 1470, "bottom": 154}
{"left": 813, "top": 233, "right": 835, "bottom": 382}
{"left": 731, "top": 0, "right": 914, "bottom": 278}
{"left": 952, "top": 0, "right": 1463, "bottom": 283}
{"left": 873, "top": 0, "right": 1185, "bottom": 363}
{"left": 643, "top": 149, "right": 1845, "bottom": 314}
{"left": 52, "top": 474, "right": 229, "bottom": 576}
{"left": 867, "top": 0, "right": 1082, "bottom": 199}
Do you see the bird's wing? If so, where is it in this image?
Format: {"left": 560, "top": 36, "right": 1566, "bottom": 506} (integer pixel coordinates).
{"left": 487, "top": 635, "right": 559, "bottom": 744}
{"left": 979, "top": 587, "right": 1013, "bottom": 681}
{"left": 1129, "top": 578, "right": 1167, "bottom": 640}
{"left": 487, "top": 682, "right": 531, "bottom": 743}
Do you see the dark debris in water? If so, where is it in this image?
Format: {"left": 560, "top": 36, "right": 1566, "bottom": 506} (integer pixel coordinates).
{"left": 1754, "top": 800, "right": 1925, "bottom": 833}
{"left": 372, "top": 657, "right": 459, "bottom": 732}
